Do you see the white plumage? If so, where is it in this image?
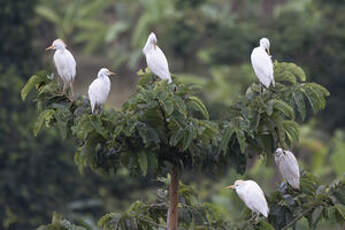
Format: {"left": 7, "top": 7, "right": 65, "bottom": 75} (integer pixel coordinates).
{"left": 88, "top": 68, "right": 115, "bottom": 114}
{"left": 226, "top": 180, "right": 269, "bottom": 217}
{"left": 46, "top": 39, "right": 76, "bottom": 98}
{"left": 251, "top": 38, "right": 275, "bottom": 88}
{"left": 143, "top": 32, "right": 172, "bottom": 83}
{"left": 275, "top": 148, "right": 300, "bottom": 189}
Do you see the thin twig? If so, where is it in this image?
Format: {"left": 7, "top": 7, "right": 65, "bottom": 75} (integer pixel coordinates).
{"left": 281, "top": 206, "right": 318, "bottom": 230}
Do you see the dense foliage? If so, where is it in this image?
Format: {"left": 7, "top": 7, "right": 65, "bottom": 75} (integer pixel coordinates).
{"left": 37, "top": 173, "right": 345, "bottom": 230}
{"left": 22, "top": 60, "right": 335, "bottom": 228}
{"left": 22, "top": 62, "right": 328, "bottom": 177}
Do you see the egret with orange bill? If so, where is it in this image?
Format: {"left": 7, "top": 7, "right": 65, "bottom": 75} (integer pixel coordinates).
{"left": 46, "top": 39, "right": 76, "bottom": 99}
{"left": 226, "top": 180, "right": 269, "bottom": 218}
{"left": 88, "top": 68, "right": 115, "bottom": 114}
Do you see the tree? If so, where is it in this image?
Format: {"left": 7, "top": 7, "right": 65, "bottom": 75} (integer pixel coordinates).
{"left": 23, "top": 61, "right": 335, "bottom": 229}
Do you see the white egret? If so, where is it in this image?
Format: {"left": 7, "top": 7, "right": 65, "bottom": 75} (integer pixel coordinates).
{"left": 88, "top": 68, "right": 115, "bottom": 114}
{"left": 251, "top": 38, "right": 275, "bottom": 89}
{"left": 142, "top": 32, "right": 172, "bottom": 83}
{"left": 275, "top": 148, "right": 300, "bottom": 189}
{"left": 226, "top": 180, "right": 269, "bottom": 218}
{"left": 46, "top": 39, "right": 76, "bottom": 99}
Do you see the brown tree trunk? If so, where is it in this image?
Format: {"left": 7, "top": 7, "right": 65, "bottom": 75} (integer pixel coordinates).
{"left": 167, "top": 167, "right": 179, "bottom": 230}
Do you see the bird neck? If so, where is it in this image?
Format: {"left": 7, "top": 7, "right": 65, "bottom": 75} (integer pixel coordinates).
{"left": 259, "top": 45, "right": 266, "bottom": 50}
{"left": 143, "top": 40, "right": 154, "bottom": 54}
{"left": 98, "top": 74, "right": 108, "bottom": 79}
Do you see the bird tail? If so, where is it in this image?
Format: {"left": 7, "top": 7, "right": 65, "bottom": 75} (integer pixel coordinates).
{"left": 91, "top": 101, "right": 95, "bottom": 114}
{"left": 291, "top": 178, "right": 300, "bottom": 190}
{"left": 271, "top": 74, "right": 275, "bottom": 87}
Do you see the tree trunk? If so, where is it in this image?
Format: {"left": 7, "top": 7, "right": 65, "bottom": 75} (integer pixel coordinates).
{"left": 167, "top": 167, "right": 179, "bottom": 230}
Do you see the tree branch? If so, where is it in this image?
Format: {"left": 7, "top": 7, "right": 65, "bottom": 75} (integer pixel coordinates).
{"left": 281, "top": 205, "right": 319, "bottom": 230}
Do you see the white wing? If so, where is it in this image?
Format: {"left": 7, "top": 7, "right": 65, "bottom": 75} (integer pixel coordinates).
{"left": 251, "top": 47, "right": 274, "bottom": 88}
{"left": 275, "top": 150, "right": 300, "bottom": 189}
{"left": 240, "top": 181, "right": 269, "bottom": 217}
{"left": 145, "top": 46, "right": 172, "bottom": 83}
{"left": 53, "top": 49, "right": 76, "bottom": 82}
{"left": 88, "top": 77, "right": 111, "bottom": 113}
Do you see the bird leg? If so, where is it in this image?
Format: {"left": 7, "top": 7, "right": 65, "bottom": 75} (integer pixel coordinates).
{"left": 62, "top": 80, "right": 68, "bottom": 95}
{"left": 94, "top": 104, "right": 102, "bottom": 115}
{"left": 250, "top": 212, "right": 255, "bottom": 221}
{"left": 254, "top": 213, "right": 260, "bottom": 223}
{"left": 94, "top": 105, "right": 99, "bottom": 115}
{"left": 57, "top": 76, "right": 63, "bottom": 89}
{"left": 99, "top": 104, "right": 104, "bottom": 114}
{"left": 249, "top": 212, "right": 258, "bottom": 223}
{"left": 69, "top": 80, "right": 75, "bottom": 101}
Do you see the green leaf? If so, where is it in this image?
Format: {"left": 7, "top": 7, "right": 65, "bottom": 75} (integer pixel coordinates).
{"left": 169, "top": 128, "right": 184, "bottom": 147}
{"left": 265, "top": 100, "right": 273, "bottom": 116}
{"left": 257, "top": 220, "right": 275, "bottom": 230}
{"left": 174, "top": 96, "right": 187, "bottom": 118}
{"left": 97, "top": 213, "right": 121, "bottom": 229}
{"left": 303, "top": 83, "right": 329, "bottom": 112}
{"left": 162, "top": 100, "right": 174, "bottom": 115}
{"left": 277, "top": 71, "right": 297, "bottom": 85}
{"left": 21, "top": 75, "right": 41, "bottom": 101}
{"left": 90, "top": 116, "right": 107, "bottom": 138}
{"left": 293, "top": 91, "right": 306, "bottom": 120}
{"left": 33, "top": 109, "right": 55, "bottom": 136}
{"left": 271, "top": 99, "right": 295, "bottom": 119}
{"left": 301, "top": 86, "right": 321, "bottom": 113}
{"left": 290, "top": 63, "right": 306, "bottom": 82}
{"left": 282, "top": 120, "right": 300, "bottom": 145}
{"left": 219, "top": 126, "right": 235, "bottom": 154}
{"left": 182, "top": 125, "right": 194, "bottom": 151}
{"left": 311, "top": 207, "right": 324, "bottom": 229}
{"left": 235, "top": 129, "right": 246, "bottom": 153}
{"left": 188, "top": 96, "right": 209, "bottom": 120}
{"left": 308, "top": 83, "right": 330, "bottom": 96}
{"left": 138, "top": 152, "right": 148, "bottom": 176}
{"left": 147, "top": 152, "right": 158, "bottom": 170}
{"left": 335, "top": 204, "right": 345, "bottom": 221}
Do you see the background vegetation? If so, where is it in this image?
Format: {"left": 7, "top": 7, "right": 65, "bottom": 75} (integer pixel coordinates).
{"left": 1, "top": 0, "right": 344, "bottom": 229}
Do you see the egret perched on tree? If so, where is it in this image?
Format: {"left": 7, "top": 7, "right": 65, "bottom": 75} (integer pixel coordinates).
{"left": 46, "top": 39, "right": 76, "bottom": 99}
{"left": 88, "top": 68, "right": 115, "bottom": 114}
{"left": 251, "top": 38, "right": 275, "bottom": 89}
{"left": 143, "top": 32, "right": 172, "bottom": 83}
{"left": 275, "top": 148, "right": 300, "bottom": 189}
{"left": 226, "top": 180, "right": 269, "bottom": 218}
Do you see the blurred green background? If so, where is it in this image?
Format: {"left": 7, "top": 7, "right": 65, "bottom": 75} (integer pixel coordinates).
{"left": 0, "top": 0, "right": 344, "bottom": 229}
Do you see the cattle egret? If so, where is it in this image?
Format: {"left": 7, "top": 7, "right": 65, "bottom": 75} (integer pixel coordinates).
{"left": 46, "top": 39, "right": 76, "bottom": 99}
{"left": 275, "top": 148, "right": 300, "bottom": 189}
{"left": 142, "top": 32, "right": 172, "bottom": 83}
{"left": 226, "top": 180, "right": 269, "bottom": 218}
{"left": 88, "top": 68, "right": 115, "bottom": 114}
{"left": 251, "top": 38, "right": 275, "bottom": 89}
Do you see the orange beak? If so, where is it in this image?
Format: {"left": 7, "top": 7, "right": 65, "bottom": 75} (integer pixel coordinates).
{"left": 46, "top": 45, "right": 54, "bottom": 51}
{"left": 109, "top": 71, "right": 116, "bottom": 76}
{"left": 225, "top": 185, "right": 235, "bottom": 189}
